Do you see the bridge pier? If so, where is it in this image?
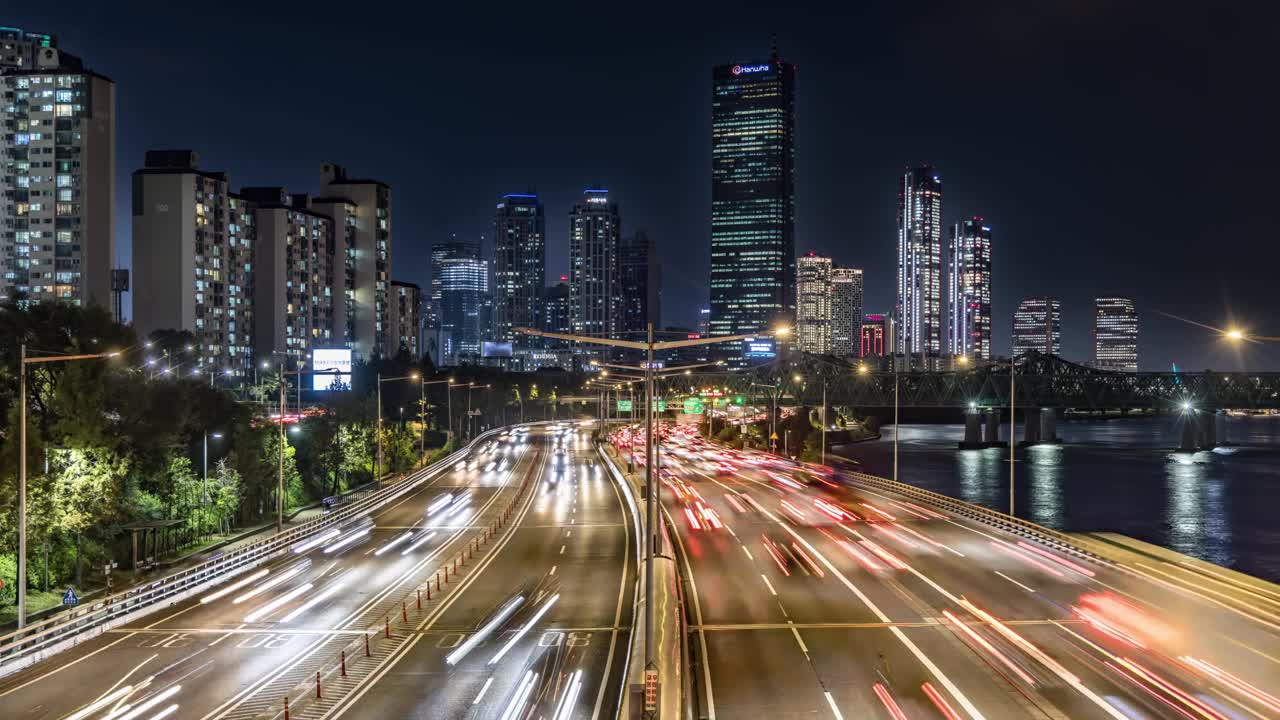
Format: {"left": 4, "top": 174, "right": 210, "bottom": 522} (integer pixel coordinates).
{"left": 959, "top": 408, "right": 985, "bottom": 449}
{"left": 983, "top": 409, "right": 1001, "bottom": 446}
{"left": 1200, "top": 411, "right": 1217, "bottom": 449}
{"left": 1215, "top": 410, "right": 1228, "bottom": 446}
{"left": 1021, "top": 408, "right": 1042, "bottom": 445}
{"left": 1178, "top": 410, "right": 1219, "bottom": 451}
{"left": 1039, "top": 408, "right": 1060, "bottom": 444}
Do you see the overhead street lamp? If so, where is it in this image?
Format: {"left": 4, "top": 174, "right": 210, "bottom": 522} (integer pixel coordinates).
{"left": 16, "top": 345, "right": 119, "bottom": 628}
{"left": 377, "top": 371, "right": 420, "bottom": 483}
{"left": 417, "top": 378, "right": 451, "bottom": 457}
{"left": 514, "top": 322, "right": 789, "bottom": 706}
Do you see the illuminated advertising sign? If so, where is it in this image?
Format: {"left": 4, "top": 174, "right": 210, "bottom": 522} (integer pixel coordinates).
{"left": 731, "top": 63, "right": 771, "bottom": 75}
{"left": 742, "top": 337, "right": 776, "bottom": 359}
{"left": 482, "top": 341, "right": 513, "bottom": 358}
{"left": 311, "top": 349, "right": 352, "bottom": 391}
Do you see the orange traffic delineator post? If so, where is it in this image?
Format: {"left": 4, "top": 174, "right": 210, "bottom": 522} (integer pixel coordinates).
{"left": 384, "top": 618, "right": 390, "bottom": 639}
{"left": 341, "top": 650, "right": 347, "bottom": 677}
{"left": 364, "top": 633, "right": 370, "bottom": 657}
{"left": 417, "top": 589, "right": 422, "bottom": 609}
{"left": 283, "top": 696, "right": 290, "bottom": 720}
{"left": 402, "top": 601, "right": 408, "bottom": 622}
{"left": 315, "top": 671, "right": 322, "bottom": 699}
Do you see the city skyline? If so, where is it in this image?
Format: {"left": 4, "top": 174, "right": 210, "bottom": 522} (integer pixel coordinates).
{"left": 3, "top": 5, "right": 1277, "bottom": 370}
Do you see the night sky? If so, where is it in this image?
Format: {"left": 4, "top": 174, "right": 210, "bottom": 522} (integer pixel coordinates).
{"left": 12, "top": 1, "right": 1279, "bottom": 370}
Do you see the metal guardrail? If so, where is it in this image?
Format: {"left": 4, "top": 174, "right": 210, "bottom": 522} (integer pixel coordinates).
{"left": 842, "top": 470, "right": 1120, "bottom": 564}
{"left": 0, "top": 428, "right": 504, "bottom": 676}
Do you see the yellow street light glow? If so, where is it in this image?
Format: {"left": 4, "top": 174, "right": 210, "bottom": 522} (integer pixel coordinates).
{"left": 793, "top": 374, "right": 803, "bottom": 383}
{"left": 1225, "top": 328, "right": 1245, "bottom": 341}
{"left": 410, "top": 372, "right": 420, "bottom": 380}
{"left": 957, "top": 355, "right": 970, "bottom": 365}
{"left": 857, "top": 364, "right": 869, "bottom": 375}
{"left": 773, "top": 326, "right": 791, "bottom": 337}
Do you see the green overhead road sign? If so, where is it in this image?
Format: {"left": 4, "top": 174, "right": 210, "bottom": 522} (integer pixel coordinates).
{"left": 617, "top": 399, "right": 633, "bottom": 412}
{"left": 683, "top": 398, "right": 705, "bottom": 415}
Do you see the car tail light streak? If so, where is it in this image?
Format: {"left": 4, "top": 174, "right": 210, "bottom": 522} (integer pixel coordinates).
{"left": 942, "top": 609, "right": 1038, "bottom": 686}
{"left": 1015, "top": 541, "right": 1096, "bottom": 577}
{"left": 401, "top": 531, "right": 438, "bottom": 556}
{"left": 427, "top": 493, "right": 455, "bottom": 516}
{"left": 872, "top": 682, "right": 909, "bottom": 720}
{"left": 860, "top": 502, "right": 897, "bottom": 521}
{"left": 696, "top": 501, "right": 723, "bottom": 530}
{"left": 552, "top": 669, "right": 584, "bottom": 720}
{"left": 446, "top": 595, "right": 525, "bottom": 665}
{"left": 790, "top": 542, "right": 825, "bottom": 577}
{"left": 767, "top": 471, "right": 804, "bottom": 490}
{"left": 922, "top": 682, "right": 964, "bottom": 720}
{"left": 1180, "top": 656, "right": 1280, "bottom": 714}
{"left": 813, "top": 498, "right": 855, "bottom": 522}
{"left": 374, "top": 531, "right": 414, "bottom": 556}
{"left": 66, "top": 685, "right": 135, "bottom": 720}
{"left": 836, "top": 539, "right": 884, "bottom": 572}
{"left": 684, "top": 507, "right": 703, "bottom": 531}
{"left": 761, "top": 536, "right": 790, "bottom": 576}
{"left": 859, "top": 539, "right": 909, "bottom": 570}
{"left": 1113, "top": 657, "right": 1230, "bottom": 720}
{"left": 103, "top": 684, "right": 181, "bottom": 720}
{"left": 323, "top": 526, "right": 373, "bottom": 555}
{"left": 886, "top": 500, "right": 934, "bottom": 520}
{"left": 231, "top": 560, "right": 311, "bottom": 604}
{"left": 958, "top": 599, "right": 1080, "bottom": 685}
{"left": 723, "top": 493, "right": 748, "bottom": 513}
{"left": 779, "top": 499, "right": 809, "bottom": 524}
{"left": 1073, "top": 606, "right": 1146, "bottom": 648}
{"left": 280, "top": 582, "right": 344, "bottom": 623}
{"left": 871, "top": 523, "right": 919, "bottom": 549}
{"left": 990, "top": 541, "right": 1065, "bottom": 577}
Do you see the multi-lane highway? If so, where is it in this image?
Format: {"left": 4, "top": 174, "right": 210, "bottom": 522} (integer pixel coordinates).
{"left": 0, "top": 423, "right": 634, "bottom": 720}
{"left": 618, "top": 423, "right": 1280, "bottom": 720}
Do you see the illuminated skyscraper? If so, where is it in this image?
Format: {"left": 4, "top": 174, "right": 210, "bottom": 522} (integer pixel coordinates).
{"left": 388, "top": 280, "right": 421, "bottom": 358}
{"left": 795, "top": 254, "right": 832, "bottom": 354}
{"left": 709, "top": 49, "right": 796, "bottom": 359}
{"left": 1094, "top": 297, "right": 1138, "bottom": 371}
{"left": 492, "top": 193, "right": 544, "bottom": 343}
{"left": 831, "top": 267, "right": 863, "bottom": 357}
{"left": 861, "top": 314, "right": 887, "bottom": 358}
{"left": 896, "top": 165, "right": 943, "bottom": 355}
{"left": 568, "top": 188, "right": 621, "bottom": 339}
{"left": 947, "top": 217, "right": 992, "bottom": 360}
{"left": 1012, "top": 297, "right": 1061, "bottom": 360}
{"left": 431, "top": 241, "right": 487, "bottom": 365}
{"left": 620, "top": 230, "right": 661, "bottom": 335}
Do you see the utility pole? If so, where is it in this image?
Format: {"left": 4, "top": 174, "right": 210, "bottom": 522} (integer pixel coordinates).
{"left": 893, "top": 359, "right": 900, "bottom": 483}
{"left": 376, "top": 371, "right": 383, "bottom": 483}
{"left": 1010, "top": 356, "right": 1016, "bottom": 517}
{"left": 820, "top": 379, "right": 827, "bottom": 466}
{"left": 278, "top": 371, "right": 285, "bottom": 533}
{"left": 18, "top": 343, "right": 27, "bottom": 628}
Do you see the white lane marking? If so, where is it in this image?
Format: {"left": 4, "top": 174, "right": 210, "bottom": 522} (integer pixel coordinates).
{"left": 995, "top": 571, "right": 1036, "bottom": 593}
{"left": 725, "top": 525, "right": 738, "bottom": 539}
{"left": 789, "top": 624, "right": 809, "bottom": 654}
{"left": 549, "top": 565, "right": 557, "bottom": 576}
{"left": 473, "top": 677, "right": 494, "bottom": 705}
{"left": 760, "top": 574, "right": 778, "bottom": 597}
{"left": 741, "top": 545, "right": 754, "bottom": 561}
{"left": 566, "top": 530, "right": 572, "bottom": 537}
{"left": 208, "top": 623, "right": 247, "bottom": 646}
{"left": 824, "top": 691, "right": 846, "bottom": 720}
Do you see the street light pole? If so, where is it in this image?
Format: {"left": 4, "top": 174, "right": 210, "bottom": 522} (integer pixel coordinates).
{"left": 1009, "top": 356, "right": 1016, "bottom": 517}
{"left": 278, "top": 372, "right": 285, "bottom": 533}
{"left": 376, "top": 371, "right": 383, "bottom": 484}
{"left": 821, "top": 379, "right": 827, "bottom": 466}
{"left": 893, "top": 360, "right": 900, "bottom": 483}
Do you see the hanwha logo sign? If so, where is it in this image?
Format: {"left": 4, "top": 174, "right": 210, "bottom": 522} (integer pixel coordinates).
{"left": 731, "top": 63, "right": 770, "bottom": 75}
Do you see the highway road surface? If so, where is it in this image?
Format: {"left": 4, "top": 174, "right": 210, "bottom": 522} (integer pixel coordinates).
{"left": 620, "top": 423, "right": 1280, "bottom": 720}
{"left": 0, "top": 423, "right": 634, "bottom": 720}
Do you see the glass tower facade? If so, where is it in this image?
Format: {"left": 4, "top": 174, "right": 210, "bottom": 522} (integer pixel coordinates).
{"left": 1012, "top": 297, "right": 1061, "bottom": 361}
{"left": 569, "top": 188, "right": 621, "bottom": 339}
{"left": 896, "top": 165, "right": 943, "bottom": 355}
{"left": 1094, "top": 297, "right": 1137, "bottom": 371}
{"left": 709, "top": 52, "right": 796, "bottom": 359}
{"left": 431, "top": 241, "right": 488, "bottom": 365}
{"left": 831, "top": 267, "right": 863, "bottom": 357}
{"left": 795, "top": 254, "right": 832, "bottom": 354}
{"left": 492, "top": 193, "right": 545, "bottom": 344}
{"left": 947, "top": 217, "right": 993, "bottom": 360}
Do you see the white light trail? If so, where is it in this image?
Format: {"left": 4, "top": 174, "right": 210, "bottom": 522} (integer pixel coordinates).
{"left": 280, "top": 582, "right": 344, "bottom": 623}
{"left": 244, "top": 582, "right": 314, "bottom": 623}
{"left": 143, "top": 704, "right": 179, "bottom": 720}
{"left": 401, "top": 531, "right": 438, "bottom": 556}
{"left": 200, "top": 569, "right": 268, "bottom": 604}
{"left": 323, "top": 527, "right": 372, "bottom": 555}
{"left": 104, "top": 685, "right": 181, "bottom": 720}
{"left": 374, "top": 532, "right": 414, "bottom": 556}
{"left": 66, "top": 685, "right": 134, "bottom": 720}
{"left": 489, "top": 593, "right": 560, "bottom": 665}
{"left": 291, "top": 528, "right": 339, "bottom": 554}
{"left": 427, "top": 494, "right": 454, "bottom": 516}
{"left": 552, "top": 670, "right": 584, "bottom": 720}
{"left": 499, "top": 671, "right": 538, "bottom": 720}
{"left": 446, "top": 596, "right": 525, "bottom": 666}
{"left": 232, "top": 566, "right": 305, "bottom": 604}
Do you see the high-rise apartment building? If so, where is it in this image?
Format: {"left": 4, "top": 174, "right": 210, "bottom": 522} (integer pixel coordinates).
{"left": 431, "top": 241, "right": 487, "bottom": 365}
{"left": 239, "top": 187, "right": 338, "bottom": 365}
{"left": 896, "top": 165, "right": 943, "bottom": 355}
{"left": 831, "top": 267, "right": 863, "bottom": 357}
{"left": 947, "top": 217, "right": 992, "bottom": 360}
{"left": 795, "top": 253, "right": 832, "bottom": 354}
{"left": 0, "top": 27, "right": 55, "bottom": 71}
{"left": 1, "top": 41, "right": 115, "bottom": 309}
{"left": 1093, "top": 297, "right": 1138, "bottom": 371}
{"left": 620, "top": 230, "right": 661, "bottom": 336}
{"left": 709, "top": 50, "right": 796, "bottom": 356}
{"left": 568, "top": 188, "right": 621, "bottom": 339}
{"left": 388, "top": 280, "right": 421, "bottom": 359}
{"left": 1012, "top": 297, "right": 1061, "bottom": 361}
{"left": 541, "top": 280, "right": 572, "bottom": 343}
{"left": 492, "top": 193, "right": 544, "bottom": 344}
{"left": 132, "top": 151, "right": 256, "bottom": 377}
{"left": 861, "top": 313, "right": 887, "bottom": 358}
{"left": 318, "top": 163, "right": 391, "bottom": 358}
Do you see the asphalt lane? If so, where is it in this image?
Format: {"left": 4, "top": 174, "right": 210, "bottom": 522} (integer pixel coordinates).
{"left": 0, "top": 435, "right": 536, "bottom": 720}
{"left": 651, "top": 431, "right": 1280, "bottom": 720}
{"left": 324, "top": 422, "right": 634, "bottom": 720}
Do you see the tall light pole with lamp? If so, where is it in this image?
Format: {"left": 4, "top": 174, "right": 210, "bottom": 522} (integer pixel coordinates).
{"left": 16, "top": 345, "right": 119, "bottom": 628}
{"left": 376, "top": 371, "right": 421, "bottom": 483}
{"left": 515, "top": 323, "right": 788, "bottom": 712}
